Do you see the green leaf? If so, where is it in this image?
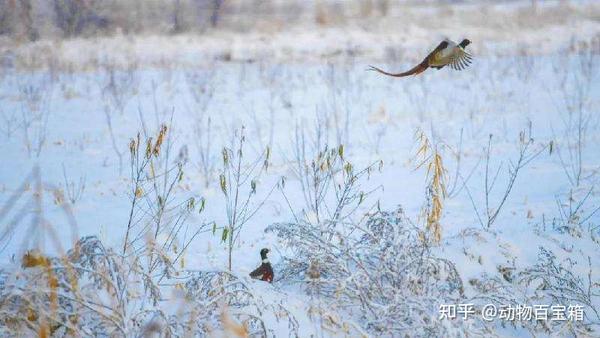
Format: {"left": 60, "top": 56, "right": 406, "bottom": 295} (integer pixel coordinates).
{"left": 344, "top": 162, "right": 353, "bottom": 175}
{"left": 221, "top": 227, "right": 229, "bottom": 242}
{"left": 198, "top": 197, "right": 206, "bottom": 213}
{"left": 222, "top": 148, "right": 229, "bottom": 165}
{"left": 220, "top": 174, "right": 227, "bottom": 195}
{"left": 187, "top": 198, "right": 195, "bottom": 211}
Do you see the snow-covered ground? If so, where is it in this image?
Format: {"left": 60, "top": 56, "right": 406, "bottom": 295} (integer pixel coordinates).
{"left": 1, "top": 1, "right": 599, "bottom": 337}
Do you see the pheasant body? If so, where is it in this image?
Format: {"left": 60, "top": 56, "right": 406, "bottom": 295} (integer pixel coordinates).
{"left": 369, "top": 38, "right": 472, "bottom": 77}
{"left": 249, "top": 248, "right": 274, "bottom": 283}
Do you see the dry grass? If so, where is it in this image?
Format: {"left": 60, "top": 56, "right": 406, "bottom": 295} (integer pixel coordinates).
{"left": 413, "top": 129, "right": 447, "bottom": 243}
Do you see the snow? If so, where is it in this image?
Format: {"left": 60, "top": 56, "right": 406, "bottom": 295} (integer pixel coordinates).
{"left": 1, "top": 0, "right": 600, "bottom": 336}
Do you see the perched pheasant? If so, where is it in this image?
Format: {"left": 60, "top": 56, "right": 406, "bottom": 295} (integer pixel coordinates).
{"left": 249, "top": 248, "right": 273, "bottom": 283}
{"left": 368, "top": 39, "right": 472, "bottom": 78}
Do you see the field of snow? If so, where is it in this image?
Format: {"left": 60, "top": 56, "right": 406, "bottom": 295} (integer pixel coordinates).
{"left": 1, "top": 1, "right": 600, "bottom": 337}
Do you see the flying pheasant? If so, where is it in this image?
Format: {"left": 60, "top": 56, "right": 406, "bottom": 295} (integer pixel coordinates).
{"left": 249, "top": 248, "right": 274, "bottom": 283}
{"left": 368, "top": 39, "right": 472, "bottom": 78}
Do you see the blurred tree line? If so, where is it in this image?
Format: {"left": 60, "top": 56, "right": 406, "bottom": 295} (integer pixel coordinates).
{"left": 0, "top": 0, "right": 552, "bottom": 41}
{"left": 0, "top": 0, "right": 397, "bottom": 40}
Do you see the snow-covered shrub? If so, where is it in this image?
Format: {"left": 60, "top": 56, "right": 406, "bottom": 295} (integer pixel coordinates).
{"left": 0, "top": 236, "right": 170, "bottom": 336}
{"left": 183, "top": 270, "right": 299, "bottom": 336}
{"left": 274, "top": 135, "right": 486, "bottom": 335}
{"left": 519, "top": 248, "right": 599, "bottom": 335}
{"left": 272, "top": 135, "right": 490, "bottom": 335}
{"left": 268, "top": 206, "right": 490, "bottom": 337}
{"left": 0, "top": 236, "right": 299, "bottom": 337}
{"left": 519, "top": 191, "right": 600, "bottom": 334}
{"left": 467, "top": 210, "right": 600, "bottom": 337}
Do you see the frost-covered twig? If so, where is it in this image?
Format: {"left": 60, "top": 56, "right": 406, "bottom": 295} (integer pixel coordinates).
{"left": 219, "top": 126, "right": 274, "bottom": 271}
{"left": 470, "top": 123, "right": 549, "bottom": 228}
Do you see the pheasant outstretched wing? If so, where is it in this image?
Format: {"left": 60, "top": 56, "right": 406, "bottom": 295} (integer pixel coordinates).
{"left": 447, "top": 48, "right": 473, "bottom": 70}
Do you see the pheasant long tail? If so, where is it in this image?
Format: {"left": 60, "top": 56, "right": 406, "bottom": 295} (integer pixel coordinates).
{"left": 368, "top": 62, "right": 428, "bottom": 78}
